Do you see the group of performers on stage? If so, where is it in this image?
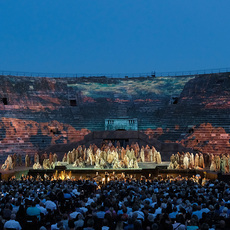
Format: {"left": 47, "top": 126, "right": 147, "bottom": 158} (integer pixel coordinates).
{"left": 168, "top": 152, "right": 206, "bottom": 170}
{"left": 209, "top": 154, "right": 230, "bottom": 173}
{"left": 1, "top": 153, "right": 23, "bottom": 170}
{"left": 2, "top": 144, "right": 230, "bottom": 174}
{"left": 1, "top": 142, "right": 162, "bottom": 170}
{"left": 168, "top": 152, "right": 230, "bottom": 173}
{"left": 40, "top": 142, "right": 162, "bottom": 169}
{"left": 67, "top": 143, "right": 162, "bottom": 169}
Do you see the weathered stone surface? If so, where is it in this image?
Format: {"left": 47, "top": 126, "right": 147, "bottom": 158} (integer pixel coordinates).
{"left": 0, "top": 117, "right": 90, "bottom": 156}
{"left": 180, "top": 123, "right": 230, "bottom": 154}
{"left": 179, "top": 73, "right": 230, "bottom": 109}
{"left": 0, "top": 73, "right": 229, "bottom": 157}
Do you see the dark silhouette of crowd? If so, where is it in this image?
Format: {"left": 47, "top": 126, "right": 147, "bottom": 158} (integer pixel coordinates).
{"left": 0, "top": 175, "right": 230, "bottom": 230}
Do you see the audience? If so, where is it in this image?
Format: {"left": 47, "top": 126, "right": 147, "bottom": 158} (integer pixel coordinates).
{"left": 0, "top": 175, "right": 229, "bottom": 229}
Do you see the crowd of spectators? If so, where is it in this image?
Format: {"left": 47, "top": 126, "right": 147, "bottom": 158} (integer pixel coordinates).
{"left": 0, "top": 175, "right": 230, "bottom": 230}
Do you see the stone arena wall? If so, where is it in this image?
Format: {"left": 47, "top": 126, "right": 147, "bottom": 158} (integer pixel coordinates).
{"left": 0, "top": 73, "right": 229, "bottom": 161}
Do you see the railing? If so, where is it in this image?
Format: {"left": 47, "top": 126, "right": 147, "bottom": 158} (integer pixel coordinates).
{"left": 0, "top": 67, "right": 230, "bottom": 78}
{"left": 156, "top": 67, "right": 230, "bottom": 77}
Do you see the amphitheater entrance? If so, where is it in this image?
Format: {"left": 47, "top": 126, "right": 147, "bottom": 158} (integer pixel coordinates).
{"left": 105, "top": 118, "right": 138, "bottom": 131}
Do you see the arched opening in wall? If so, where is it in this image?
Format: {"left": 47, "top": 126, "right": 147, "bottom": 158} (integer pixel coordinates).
{"left": 1, "top": 98, "right": 7, "bottom": 105}
{"left": 187, "top": 125, "right": 195, "bottom": 134}
{"left": 170, "top": 96, "right": 179, "bottom": 105}
{"left": 188, "top": 128, "right": 194, "bottom": 134}
{"left": 49, "top": 127, "right": 59, "bottom": 134}
{"left": 70, "top": 99, "right": 77, "bottom": 106}
{"left": 172, "top": 97, "right": 178, "bottom": 104}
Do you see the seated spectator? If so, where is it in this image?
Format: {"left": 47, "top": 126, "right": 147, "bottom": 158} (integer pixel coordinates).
{"left": 216, "top": 219, "right": 227, "bottom": 230}
{"left": 74, "top": 213, "right": 84, "bottom": 229}
{"left": 26, "top": 201, "right": 41, "bottom": 220}
{"left": 96, "top": 206, "right": 105, "bottom": 219}
{"left": 115, "top": 220, "right": 124, "bottom": 230}
{"left": 40, "top": 226, "right": 47, "bottom": 230}
{"left": 44, "top": 198, "right": 57, "bottom": 212}
{"left": 172, "top": 214, "right": 186, "bottom": 230}
{"left": 83, "top": 218, "right": 95, "bottom": 230}
{"left": 121, "top": 206, "right": 128, "bottom": 221}
{"left": 51, "top": 217, "right": 64, "bottom": 230}
{"left": 201, "top": 204, "right": 210, "bottom": 214}
{"left": 101, "top": 219, "right": 110, "bottom": 230}
{"left": 154, "top": 204, "right": 162, "bottom": 215}
{"left": 16, "top": 204, "right": 26, "bottom": 228}
{"left": 152, "top": 223, "right": 159, "bottom": 230}
{"left": 192, "top": 205, "right": 203, "bottom": 220}
{"left": 186, "top": 218, "right": 199, "bottom": 230}
{"left": 219, "top": 201, "right": 226, "bottom": 213}
{"left": 134, "top": 220, "right": 143, "bottom": 230}
{"left": 199, "top": 223, "right": 210, "bottom": 230}
{"left": 132, "top": 204, "right": 144, "bottom": 220}
{"left": 61, "top": 214, "right": 69, "bottom": 230}
{"left": 36, "top": 201, "right": 48, "bottom": 216}
{"left": 69, "top": 209, "right": 81, "bottom": 219}
{"left": 220, "top": 207, "right": 229, "bottom": 218}
{"left": 68, "top": 219, "right": 75, "bottom": 230}
{"left": 169, "top": 206, "right": 178, "bottom": 219}
{"left": 63, "top": 189, "right": 72, "bottom": 199}
{"left": 2, "top": 203, "right": 12, "bottom": 220}
{"left": 124, "top": 213, "right": 137, "bottom": 230}
{"left": 4, "top": 213, "right": 22, "bottom": 230}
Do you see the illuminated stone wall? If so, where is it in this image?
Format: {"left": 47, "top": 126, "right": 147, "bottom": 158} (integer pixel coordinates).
{"left": 0, "top": 73, "right": 229, "bottom": 161}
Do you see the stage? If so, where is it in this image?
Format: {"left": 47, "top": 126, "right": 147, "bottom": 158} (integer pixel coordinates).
{"left": 27, "top": 162, "right": 218, "bottom": 181}
{"left": 0, "top": 166, "right": 32, "bottom": 180}
{"left": 0, "top": 162, "right": 222, "bottom": 181}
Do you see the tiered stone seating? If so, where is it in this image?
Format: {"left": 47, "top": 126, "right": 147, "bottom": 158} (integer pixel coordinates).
{"left": 0, "top": 73, "right": 229, "bottom": 157}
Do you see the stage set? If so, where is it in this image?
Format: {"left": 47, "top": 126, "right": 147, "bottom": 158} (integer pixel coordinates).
{"left": 0, "top": 161, "right": 220, "bottom": 183}
{"left": 30, "top": 162, "right": 219, "bottom": 181}
{"left": 0, "top": 141, "right": 226, "bottom": 182}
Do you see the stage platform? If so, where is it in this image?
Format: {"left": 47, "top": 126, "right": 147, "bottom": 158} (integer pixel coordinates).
{"left": 0, "top": 162, "right": 223, "bottom": 181}
{"left": 66, "top": 162, "right": 170, "bottom": 171}
{"left": 27, "top": 162, "right": 218, "bottom": 181}
{"left": 0, "top": 166, "right": 32, "bottom": 180}
{"left": 27, "top": 162, "right": 170, "bottom": 180}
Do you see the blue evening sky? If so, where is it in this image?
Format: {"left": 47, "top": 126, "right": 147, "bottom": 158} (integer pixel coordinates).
{"left": 0, "top": 0, "right": 229, "bottom": 75}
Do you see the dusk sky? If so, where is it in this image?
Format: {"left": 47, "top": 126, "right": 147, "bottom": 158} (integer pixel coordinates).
{"left": 0, "top": 1, "right": 229, "bottom": 75}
